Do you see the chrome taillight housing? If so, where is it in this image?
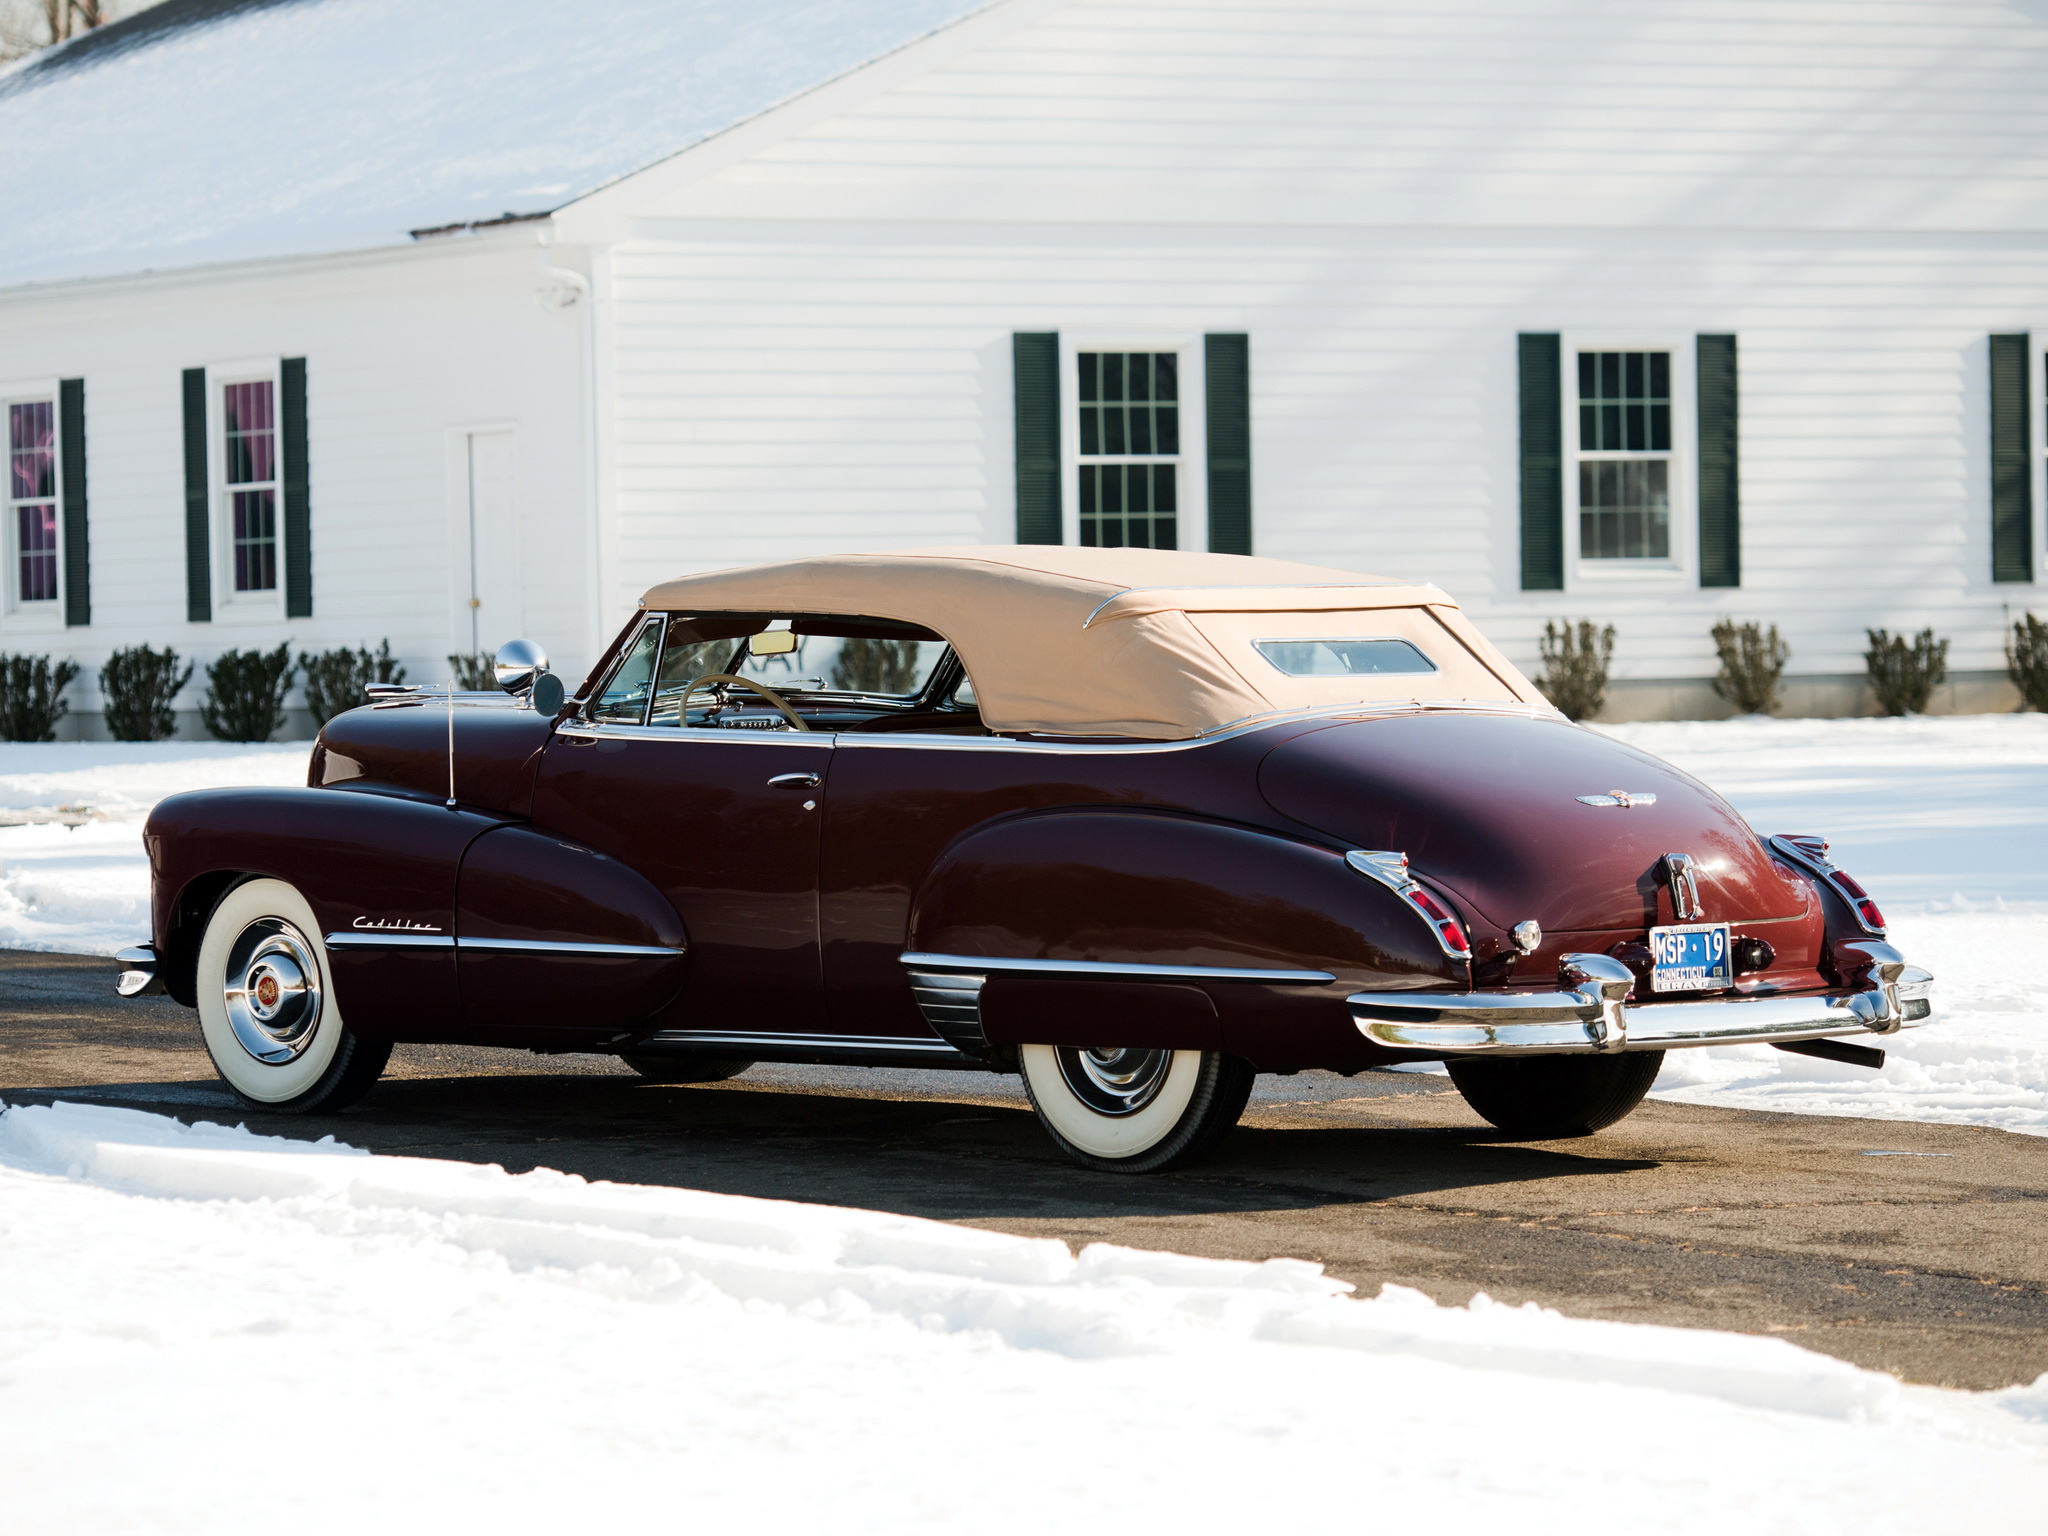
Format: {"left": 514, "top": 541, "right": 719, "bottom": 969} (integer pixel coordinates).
{"left": 1768, "top": 833, "right": 1886, "bottom": 935}
{"left": 1346, "top": 849, "right": 1473, "bottom": 960}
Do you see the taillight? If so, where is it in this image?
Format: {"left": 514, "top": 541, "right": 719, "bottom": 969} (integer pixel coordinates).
{"left": 1346, "top": 850, "right": 1474, "bottom": 961}
{"left": 1768, "top": 834, "right": 1886, "bottom": 936}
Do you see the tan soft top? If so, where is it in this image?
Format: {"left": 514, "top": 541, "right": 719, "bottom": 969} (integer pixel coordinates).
{"left": 640, "top": 546, "right": 1548, "bottom": 739}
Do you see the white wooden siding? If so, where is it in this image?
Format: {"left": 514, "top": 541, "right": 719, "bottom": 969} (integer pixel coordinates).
{"left": 0, "top": 235, "right": 595, "bottom": 727}
{"left": 581, "top": 0, "right": 2048, "bottom": 694}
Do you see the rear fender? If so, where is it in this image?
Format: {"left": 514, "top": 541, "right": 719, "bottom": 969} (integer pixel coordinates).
{"left": 907, "top": 808, "right": 1462, "bottom": 1069}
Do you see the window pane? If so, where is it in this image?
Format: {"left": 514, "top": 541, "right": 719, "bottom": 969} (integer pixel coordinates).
{"left": 1579, "top": 457, "right": 1669, "bottom": 561}
{"left": 1079, "top": 405, "right": 1099, "bottom": 457}
{"left": 1079, "top": 353, "right": 1099, "bottom": 403}
{"left": 18, "top": 504, "right": 57, "bottom": 601}
{"left": 232, "top": 488, "right": 278, "bottom": 590}
{"left": 592, "top": 622, "right": 663, "bottom": 724}
{"left": 1577, "top": 350, "right": 1671, "bottom": 454}
{"left": 1157, "top": 404, "right": 1179, "bottom": 455}
{"left": 1254, "top": 638, "right": 1437, "bottom": 676}
{"left": 224, "top": 380, "right": 277, "bottom": 488}
{"left": 9, "top": 400, "right": 55, "bottom": 501}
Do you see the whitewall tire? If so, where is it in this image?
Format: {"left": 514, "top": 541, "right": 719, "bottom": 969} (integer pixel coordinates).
{"left": 1018, "top": 1044, "right": 1254, "bottom": 1173}
{"left": 195, "top": 878, "right": 389, "bottom": 1112}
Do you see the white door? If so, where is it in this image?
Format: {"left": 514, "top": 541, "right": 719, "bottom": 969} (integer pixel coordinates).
{"left": 458, "top": 431, "right": 521, "bottom": 661}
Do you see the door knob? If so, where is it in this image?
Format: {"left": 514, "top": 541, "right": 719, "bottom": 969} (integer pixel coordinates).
{"left": 767, "top": 772, "right": 822, "bottom": 789}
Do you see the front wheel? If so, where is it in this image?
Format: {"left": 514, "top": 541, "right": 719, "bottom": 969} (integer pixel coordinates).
{"left": 195, "top": 878, "right": 389, "bottom": 1113}
{"left": 1445, "top": 1051, "right": 1664, "bottom": 1138}
{"left": 1018, "top": 1045, "right": 1253, "bottom": 1173}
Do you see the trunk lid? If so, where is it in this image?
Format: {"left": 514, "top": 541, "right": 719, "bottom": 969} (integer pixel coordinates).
{"left": 1258, "top": 713, "right": 1810, "bottom": 935}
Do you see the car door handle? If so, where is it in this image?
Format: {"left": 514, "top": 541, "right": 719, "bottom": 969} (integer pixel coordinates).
{"left": 767, "top": 772, "right": 821, "bottom": 790}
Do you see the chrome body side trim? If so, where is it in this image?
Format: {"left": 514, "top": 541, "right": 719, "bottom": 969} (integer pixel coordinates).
{"left": 1349, "top": 952, "right": 1935, "bottom": 1056}
{"left": 324, "top": 931, "right": 457, "bottom": 950}
{"left": 553, "top": 721, "right": 834, "bottom": 749}
{"left": 456, "top": 936, "right": 688, "bottom": 958}
{"left": 898, "top": 952, "right": 1337, "bottom": 985}
{"left": 115, "top": 943, "right": 164, "bottom": 998}
{"left": 322, "top": 933, "right": 682, "bottom": 958}
{"left": 637, "top": 1029, "right": 976, "bottom": 1066}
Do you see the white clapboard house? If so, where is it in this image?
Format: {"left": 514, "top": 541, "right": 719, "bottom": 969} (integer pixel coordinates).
{"left": 1, "top": 0, "right": 2044, "bottom": 733}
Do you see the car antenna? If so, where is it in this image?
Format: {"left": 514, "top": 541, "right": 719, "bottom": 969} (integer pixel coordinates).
{"left": 446, "top": 675, "right": 457, "bottom": 808}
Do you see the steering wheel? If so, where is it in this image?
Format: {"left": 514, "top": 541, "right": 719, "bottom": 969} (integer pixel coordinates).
{"left": 679, "top": 673, "right": 811, "bottom": 732}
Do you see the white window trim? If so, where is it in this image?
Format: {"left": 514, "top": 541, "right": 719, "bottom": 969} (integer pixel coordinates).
{"left": 1, "top": 374, "right": 65, "bottom": 628}
{"left": 207, "top": 357, "right": 288, "bottom": 620}
{"left": 1561, "top": 333, "right": 1697, "bottom": 589}
{"left": 1058, "top": 333, "right": 1209, "bottom": 554}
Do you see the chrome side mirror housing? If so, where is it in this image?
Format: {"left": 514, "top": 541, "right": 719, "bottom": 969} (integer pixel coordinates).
{"left": 493, "top": 639, "right": 549, "bottom": 695}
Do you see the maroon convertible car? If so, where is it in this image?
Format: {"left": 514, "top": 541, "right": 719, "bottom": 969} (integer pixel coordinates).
{"left": 121, "top": 548, "right": 1936, "bottom": 1172}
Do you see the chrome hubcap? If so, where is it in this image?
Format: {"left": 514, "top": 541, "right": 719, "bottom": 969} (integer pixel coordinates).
{"left": 222, "top": 918, "right": 322, "bottom": 1065}
{"left": 1056, "top": 1047, "right": 1173, "bottom": 1117}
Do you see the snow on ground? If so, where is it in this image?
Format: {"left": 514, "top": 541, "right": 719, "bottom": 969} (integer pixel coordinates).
{"left": 1, "top": 714, "right": 2045, "bottom": 1134}
{"left": 0, "top": 743, "right": 308, "bottom": 954}
{"left": 0, "top": 1100, "right": 2042, "bottom": 1533}
{"left": 1596, "top": 715, "right": 2048, "bottom": 1137}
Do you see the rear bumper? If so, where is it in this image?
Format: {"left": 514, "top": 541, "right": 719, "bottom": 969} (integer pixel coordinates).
{"left": 1349, "top": 951, "right": 1934, "bottom": 1056}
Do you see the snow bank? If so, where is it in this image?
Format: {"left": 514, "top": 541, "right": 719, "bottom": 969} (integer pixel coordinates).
{"left": 1, "top": 1101, "right": 2041, "bottom": 1531}
{"left": 0, "top": 743, "right": 306, "bottom": 954}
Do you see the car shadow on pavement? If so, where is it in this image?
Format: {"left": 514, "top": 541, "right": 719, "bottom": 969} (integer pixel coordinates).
{"left": 6, "top": 1069, "right": 1662, "bottom": 1223}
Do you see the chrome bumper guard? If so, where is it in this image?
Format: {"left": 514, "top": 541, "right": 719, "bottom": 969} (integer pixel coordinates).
{"left": 115, "top": 943, "right": 165, "bottom": 999}
{"left": 1350, "top": 951, "right": 1935, "bottom": 1056}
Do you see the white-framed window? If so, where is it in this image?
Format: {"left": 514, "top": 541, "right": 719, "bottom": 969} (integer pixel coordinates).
{"left": 208, "top": 360, "right": 286, "bottom": 613}
{"left": 5, "top": 390, "right": 61, "bottom": 616}
{"left": 1564, "top": 338, "right": 1694, "bottom": 582}
{"left": 1061, "top": 337, "right": 1207, "bottom": 551}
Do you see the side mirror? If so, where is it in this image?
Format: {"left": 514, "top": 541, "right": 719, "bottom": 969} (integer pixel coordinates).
{"left": 493, "top": 639, "right": 548, "bottom": 695}
{"left": 749, "top": 630, "right": 798, "bottom": 657}
{"left": 530, "top": 671, "right": 566, "bottom": 717}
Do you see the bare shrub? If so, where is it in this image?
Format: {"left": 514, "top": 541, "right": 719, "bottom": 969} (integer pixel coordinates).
{"left": 1536, "top": 620, "right": 1615, "bottom": 722}
{"left": 0, "top": 653, "right": 78, "bottom": 741}
{"left": 831, "top": 638, "right": 924, "bottom": 694}
{"left": 1710, "top": 620, "right": 1790, "bottom": 715}
{"left": 100, "top": 644, "right": 191, "bottom": 741}
{"left": 302, "top": 641, "right": 405, "bottom": 726}
{"left": 200, "top": 644, "right": 296, "bottom": 742}
{"left": 447, "top": 652, "right": 495, "bottom": 690}
{"left": 1863, "top": 628, "right": 1948, "bottom": 716}
{"left": 2009, "top": 613, "right": 2048, "bottom": 713}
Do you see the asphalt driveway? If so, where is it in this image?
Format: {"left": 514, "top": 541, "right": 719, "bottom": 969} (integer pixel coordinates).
{"left": 5, "top": 947, "right": 2043, "bottom": 1390}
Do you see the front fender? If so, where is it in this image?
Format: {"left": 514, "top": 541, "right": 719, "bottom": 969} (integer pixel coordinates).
{"left": 906, "top": 808, "right": 1461, "bottom": 1068}
{"left": 148, "top": 786, "right": 505, "bottom": 1030}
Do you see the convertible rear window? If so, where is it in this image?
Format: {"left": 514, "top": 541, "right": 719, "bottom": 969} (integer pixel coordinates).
{"left": 1252, "top": 638, "right": 1437, "bottom": 677}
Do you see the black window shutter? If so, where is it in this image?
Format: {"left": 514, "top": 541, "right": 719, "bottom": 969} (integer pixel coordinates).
{"left": 1990, "top": 334, "right": 2033, "bottom": 584}
{"left": 181, "top": 367, "right": 211, "bottom": 622}
{"left": 58, "top": 378, "right": 89, "bottom": 626}
{"left": 1012, "top": 333, "right": 1061, "bottom": 544}
{"left": 1696, "top": 334, "right": 1740, "bottom": 588}
{"left": 282, "top": 356, "right": 312, "bottom": 616}
{"left": 1518, "top": 333, "right": 1564, "bottom": 590}
{"left": 1204, "top": 334, "right": 1252, "bottom": 555}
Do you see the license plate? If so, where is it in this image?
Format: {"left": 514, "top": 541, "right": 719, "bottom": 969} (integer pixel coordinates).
{"left": 1648, "top": 923, "right": 1732, "bottom": 993}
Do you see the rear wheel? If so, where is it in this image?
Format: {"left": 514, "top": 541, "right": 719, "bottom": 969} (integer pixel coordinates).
{"left": 1018, "top": 1044, "right": 1253, "bottom": 1173}
{"left": 619, "top": 1053, "right": 754, "bottom": 1084}
{"left": 195, "top": 878, "right": 389, "bottom": 1113}
{"left": 1446, "top": 1051, "right": 1664, "bottom": 1138}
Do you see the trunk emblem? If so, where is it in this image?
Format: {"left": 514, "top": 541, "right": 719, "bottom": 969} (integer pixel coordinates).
{"left": 1577, "top": 790, "right": 1657, "bottom": 809}
{"left": 1663, "top": 852, "right": 1705, "bottom": 921}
